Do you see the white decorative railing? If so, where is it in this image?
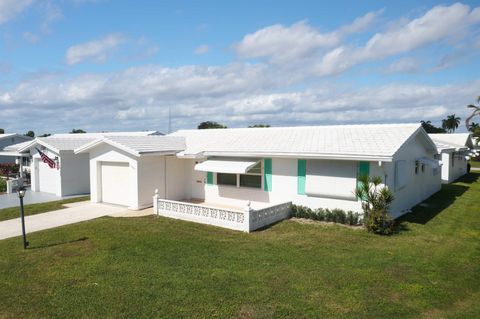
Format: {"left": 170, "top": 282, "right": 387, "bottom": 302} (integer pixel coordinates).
{"left": 249, "top": 202, "right": 292, "bottom": 231}
{"left": 153, "top": 190, "right": 291, "bottom": 232}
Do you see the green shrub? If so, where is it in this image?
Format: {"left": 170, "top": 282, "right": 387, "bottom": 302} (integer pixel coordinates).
{"left": 291, "top": 204, "right": 362, "bottom": 226}
{"left": 355, "top": 174, "right": 395, "bottom": 235}
{"left": 0, "top": 178, "right": 6, "bottom": 192}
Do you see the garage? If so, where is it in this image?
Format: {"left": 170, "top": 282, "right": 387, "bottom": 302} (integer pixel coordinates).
{"left": 75, "top": 135, "right": 185, "bottom": 210}
{"left": 37, "top": 158, "right": 58, "bottom": 194}
{"left": 100, "top": 161, "right": 131, "bottom": 206}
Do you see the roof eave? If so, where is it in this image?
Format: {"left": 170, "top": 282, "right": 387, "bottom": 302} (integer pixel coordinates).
{"left": 188, "top": 151, "right": 393, "bottom": 162}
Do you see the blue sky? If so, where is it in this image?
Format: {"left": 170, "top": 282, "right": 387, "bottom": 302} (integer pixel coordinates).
{"left": 0, "top": 0, "right": 479, "bottom": 135}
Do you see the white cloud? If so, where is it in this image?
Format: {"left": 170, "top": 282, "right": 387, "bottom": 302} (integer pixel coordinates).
{"left": 66, "top": 33, "right": 126, "bottom": 65}
{"left": 314, "top": 3, "right": 480, "bottom": 76}
{"left": 1, "top": 57, "right": 478, "bottom": 133}
{"left": 234, "top": 10, "right": 382, "bottom": 64}
{"left": 0, "top": 0, "right": 34, "bottom": 24}
{"left": 194, "top": 44, "right": 209, "bottom": 55}
{"left": 383, "top": 57, "right": 420, "bottom": 74}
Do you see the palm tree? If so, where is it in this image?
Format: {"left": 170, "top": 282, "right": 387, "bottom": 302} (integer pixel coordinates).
{"left": 442, "top": 114, "right": 461, "bottom": 133}
{"left": 466, "top": 96, "right": 480, "bottom": 131}
{"left": 468, "top": 122, "right": 480, "bottom": 133}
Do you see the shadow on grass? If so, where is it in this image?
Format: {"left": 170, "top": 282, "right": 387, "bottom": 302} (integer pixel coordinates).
{"left": 456, "top": 172, "right": 480, "bottom": 184}
{"left": 29, "top": 236, "right": 89, "bottom": 250}
{"left": 397, "top": 183, "right": 469, "bottom": 225}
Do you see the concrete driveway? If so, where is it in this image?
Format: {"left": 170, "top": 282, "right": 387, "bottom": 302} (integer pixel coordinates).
{"left": 0, "top": 201, "right": 126, "bottom": 240}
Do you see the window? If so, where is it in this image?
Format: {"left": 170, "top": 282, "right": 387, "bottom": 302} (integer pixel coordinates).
{"left": 217, "top": 173, "right": 236, "bottom": 186}
{"left": 305, "top": 160, "right": 357, "bottom": 199}
{"left": 415, "top": 161, "right": 419, "bottom": 175}
{"left": 421, "top": 163, "right": 425, "bottom": 173}
{"left": 216, "top": 161, "right": 262, "bottom": 189}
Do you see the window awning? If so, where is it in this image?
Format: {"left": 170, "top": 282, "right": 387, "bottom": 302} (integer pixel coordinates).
{"left": 195, "top": 159, "right": 259, "bottom": 174}
{"left": 417, "top": 157, "right": 442, "bottom": 169}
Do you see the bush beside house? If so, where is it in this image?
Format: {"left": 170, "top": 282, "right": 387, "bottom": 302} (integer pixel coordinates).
{"left": 291, "top": 205, "right": 362, "bottom": 226}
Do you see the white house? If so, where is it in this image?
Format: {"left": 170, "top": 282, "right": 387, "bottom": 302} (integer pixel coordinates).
{"left": 19, "top": 131, "right": 160, "bottom": 197}
{"left": 76, "top": 123, "right": 441, "bottom": 232}
{"left": 0, "top": 134, "right": 33, "bottom": 164}
{"left": 429, "top": 133, "right": 477, "bottom": 183}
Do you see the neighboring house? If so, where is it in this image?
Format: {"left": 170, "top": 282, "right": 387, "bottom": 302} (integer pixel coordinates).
{"left": 0, "top": 134, "right": 33, "bottom": 164}
{"left": 429, "top": 133, "right": 477, "bottom": 184}
{"left": 18, "top": 131, "right": 160, "bottom": 197}
{"left": 77, "top": 124, "right": 441, "bottom": 225}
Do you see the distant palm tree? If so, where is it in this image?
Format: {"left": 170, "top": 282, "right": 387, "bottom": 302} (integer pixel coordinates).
{"left": 442, "top": 114, "right": 461, "bottom": 133}
{"left": 466, "top": 96, "right": 480, "bottom": 131}
{"left": 469, "top": 122, "right": 480, "bottom": 132}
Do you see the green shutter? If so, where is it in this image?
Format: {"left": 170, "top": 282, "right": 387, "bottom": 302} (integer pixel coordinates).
{"left": 357, "top": 161, "right": 370, "bottom": 200}
{"left": 264, "top": 158, "right": 272, "bottom": 192}
{"left": 297, "top": 159, "right": 306, "bottom": 195}
{"left": 206, "top": 172, "right": 213, "bottom": 185}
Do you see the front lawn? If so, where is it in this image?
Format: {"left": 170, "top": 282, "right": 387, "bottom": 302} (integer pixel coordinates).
{"left": 470, "top": 160, "right": 480, "bottom": 168}
{"left": 0, "top": 174, "right": 479, "bottom": 318}
{"left": 0, "top": 196, "right": 90, "bottom": 222}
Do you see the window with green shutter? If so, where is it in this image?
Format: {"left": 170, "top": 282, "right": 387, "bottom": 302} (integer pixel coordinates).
{"left": 297, "top": 159, "right": 306, "bottom": 195}
{"left": 206, "top": 171, "right": 214, "bottom": 185}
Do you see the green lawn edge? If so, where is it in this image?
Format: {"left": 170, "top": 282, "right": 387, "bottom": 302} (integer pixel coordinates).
{"left": 0, "top": 196, "right": 90, "bottom": 222}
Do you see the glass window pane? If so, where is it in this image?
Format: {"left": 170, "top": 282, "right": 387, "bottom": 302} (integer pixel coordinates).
{"left": 247, "top": 161, "right": 261, "bottom": 174}
{"left": 217, "top": 173, "right": 236, "bottom": 186}
{"left": 240, "top": 174, "right": 261, "bottom": 188}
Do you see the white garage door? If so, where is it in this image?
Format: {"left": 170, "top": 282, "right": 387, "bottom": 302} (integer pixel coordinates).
{"left": 38, "top": 159, "right": 58, "bottom": 194}
{"left": 101, "top": 162, "right": 131, "bottom": 206}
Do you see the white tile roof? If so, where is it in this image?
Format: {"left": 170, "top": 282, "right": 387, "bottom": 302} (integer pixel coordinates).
{"left": 0, "top": 133, "right": 33, "bottom": 143}
{"left": 169, "top": 123, "right": 427, "bottom": 160}
{"left": 38, "top": 137, "right": 98, "bottom": 151}
{"left": 4, "top": 140, "right": 36, "bottom": 152}
{"left": 75, "top": 136, "right": 186, "bottom": 157}
{"left": 19, "top": 131, "right": 161, "bottom": 153}
{"left": 429, "top": 133, "right": 474, "bottom": 149}
{"left": 49, "top": 131, "right": 161, "bottom": 138}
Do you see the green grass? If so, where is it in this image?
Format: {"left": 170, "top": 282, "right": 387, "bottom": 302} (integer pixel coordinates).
{"left": 470, "top": 160, "right": 480, "bottom": 168}
{"left": 0, "top": 175, "right": 479, "bottom": 318}
{"left": 0, "top": 196, "right": 90, "bottom": 222}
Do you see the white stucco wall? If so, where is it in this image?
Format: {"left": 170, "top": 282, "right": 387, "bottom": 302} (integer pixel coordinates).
{"left": 194, "top": 157, "right": 385, "bottom": 212}
{"left": 440, "top": 151, "right": 468, "bottom": 183}
{"left": 388, "top": 135, "right": 441, "bottom": 217}
{"left": 137, "top": 155, "right": 166, "bottom": 208}
{"left": 59, "top": 152, "right": 90, "bottom": 196}
{"left": 31, "top": 148, "right": 61, "bottom": 196}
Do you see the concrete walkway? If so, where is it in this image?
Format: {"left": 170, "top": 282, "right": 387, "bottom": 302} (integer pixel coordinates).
{"left": 0, "top": 189, "right": 87, "bottom": 209}
{"left": 0, "top": 201, "right": 125, "bottom": 240}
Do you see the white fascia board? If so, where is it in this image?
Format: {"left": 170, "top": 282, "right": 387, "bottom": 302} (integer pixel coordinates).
{"left": 200, "top": 151, "right": 393, "bottom": 162}
{"left": 20, "top": 139, "right": 61, "bottom": 154}
{"left": 138, "top": 150, "right": 183, "bottom": 157}
{"left": 74, "top": 138, "right": 140, "bottom": 157}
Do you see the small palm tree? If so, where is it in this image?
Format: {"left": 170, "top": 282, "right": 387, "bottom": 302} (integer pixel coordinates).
{"left": 466, "top": 96, "right": 480, "bottom": 131}
{"left": 355, "top": 175, "right": 395, "bottom": 235}
{"left": 442, "top": 114, "right": 461, "bottom": 133}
